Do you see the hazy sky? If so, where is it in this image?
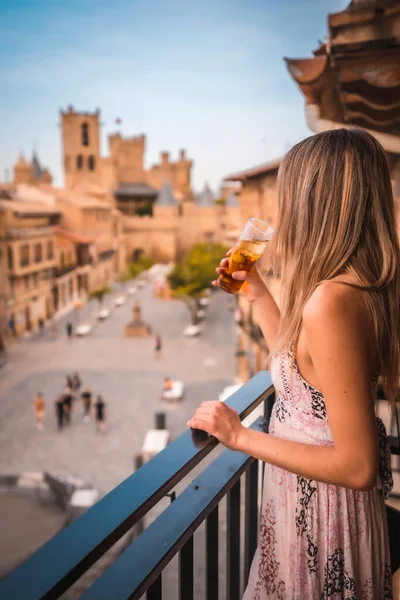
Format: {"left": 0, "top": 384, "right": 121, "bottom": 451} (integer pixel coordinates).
{"left": 0, "top": 0, "right": 349, "bottom": 191}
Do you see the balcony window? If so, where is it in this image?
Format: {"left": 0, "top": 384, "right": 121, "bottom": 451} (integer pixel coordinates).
{"left": 34, "top": 243, "right": 42, "bottom": 263}
{"left": 20, "top": 244, "right": 29, "bottom": 267}
{"left": 47, "top": 241, "right": 54, "bottom": 260}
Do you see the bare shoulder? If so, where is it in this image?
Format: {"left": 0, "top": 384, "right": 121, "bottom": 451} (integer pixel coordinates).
{"left": 303, "top": 280, "right": 367, "bottom": 330}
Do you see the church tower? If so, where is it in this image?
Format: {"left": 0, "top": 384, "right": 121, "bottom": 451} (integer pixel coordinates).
{"left": 60, "top": 105, "right": 101, "bottom": 189}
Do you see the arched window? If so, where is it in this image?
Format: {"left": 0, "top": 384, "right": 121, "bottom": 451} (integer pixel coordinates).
{"left": 77, "top": 155, "right": 83, "bottom": 170}
{"left": 81, "top": 123, "right": 89, "bottom": 147}
{"left": 88, "top": 155, "right": 96, "bottom": 171}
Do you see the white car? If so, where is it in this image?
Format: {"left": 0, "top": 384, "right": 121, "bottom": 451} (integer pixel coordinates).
{"left": 75, "top": 324, "right": 92, "bottom": 337}
{"left": 199, "top": 297, "right": 210, "bottom": 307}
{"left": 183, "top": 324, "right": 201, "bottom": 337}
{"left": 114, "top": 296, "right": 126, "bottom": 307}
{"left": 98, "top": 309, "right": 111, "bottom": 320}
{"left": 127, "top": 287, "right": 137, "bottom": 296}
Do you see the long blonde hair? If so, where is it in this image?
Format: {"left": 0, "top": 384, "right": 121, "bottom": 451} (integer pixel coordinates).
{"left": 271, "top": 128, "right": 400, "bottom": 404}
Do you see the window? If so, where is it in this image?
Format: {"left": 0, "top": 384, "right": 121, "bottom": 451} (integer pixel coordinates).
{"left": 7, "top": 246, "right": 13, "bottom": 270}
{"left": 34, "top": 243, "right": 42, "bottom": 263}
{"left": 47, "top": 241, "right": 54, "bottom": 260}
{"left": 81, "top": 123, "right": 89, "bottom": 147}
{"left": 88, "top": 155, "right": 95, "bottom": 171}
{"left": 60, "top": 252, "right": 65, "bottom": 268}
{"left": 77, "top": 155, "right": 83, "bottom": 170}
{"left": 23, "top": 275, "right": 29, "bottom": 291}
{"left": 20, "top": 244, "right": 30, "bottom": 267}
{"left": 32, "top": 273, "right": 38, "bottom": 288}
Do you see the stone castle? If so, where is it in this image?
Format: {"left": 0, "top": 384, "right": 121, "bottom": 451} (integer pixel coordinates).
{"left": 0, "top": 106, "right": 240, "bottom": 340}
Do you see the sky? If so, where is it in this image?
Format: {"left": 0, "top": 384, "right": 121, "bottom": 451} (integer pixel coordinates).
{"left": 0, "top": 0, "right": 349, "bottom": 192}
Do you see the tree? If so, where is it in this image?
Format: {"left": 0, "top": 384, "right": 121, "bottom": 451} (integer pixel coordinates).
{"left": 167, "top": 242, "right": 229, "bottom": 324}
{"left": 88, "top": 286, "right": 112, "bottom": 307}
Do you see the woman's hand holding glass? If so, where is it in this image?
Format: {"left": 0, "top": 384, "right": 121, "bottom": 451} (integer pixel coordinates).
{"left": 212, "top": 248, "right": 269, "bottom": 304}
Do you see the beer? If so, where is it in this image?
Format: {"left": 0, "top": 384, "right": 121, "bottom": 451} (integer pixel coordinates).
{"left": 218, "top": 239, "right": 267, "bottom": 294}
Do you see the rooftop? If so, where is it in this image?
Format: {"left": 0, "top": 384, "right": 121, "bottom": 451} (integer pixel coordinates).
{"left": 224, "top": 157, "right": 282, "bottom": 182}
{"left": 196, "top": 183, "right": 214, "bottom": 207}
{"left": 154, "top": 180, "right": 177, "bottom": 207}
{"left": 113, "top": 182, "right": 158, "bottom": 199}
{"left": 0, "top": 198, "right": 61, "bottom": 217}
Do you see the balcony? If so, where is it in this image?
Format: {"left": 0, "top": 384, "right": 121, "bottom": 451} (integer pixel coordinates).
{"left": 0, "top": 373, "right": 398, "bottom": 600}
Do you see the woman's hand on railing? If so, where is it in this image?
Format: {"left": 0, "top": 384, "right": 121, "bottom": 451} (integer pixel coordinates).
{"left": 187, "top": 401, "right": 245, "bottom": 451}
{"left": 212, "top": 249, "right": 268, "bottom": 304}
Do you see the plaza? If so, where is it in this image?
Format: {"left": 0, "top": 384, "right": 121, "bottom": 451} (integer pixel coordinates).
{"left": 0, "top": 283, "right": 236, "bottom": 495}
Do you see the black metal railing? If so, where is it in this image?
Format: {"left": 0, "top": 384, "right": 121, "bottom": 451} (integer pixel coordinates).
{"left": 0, "top": 372, "right": 398, "bottom": 600}
{"left": 0, "top": 372, "right": 274, "bottom": 600}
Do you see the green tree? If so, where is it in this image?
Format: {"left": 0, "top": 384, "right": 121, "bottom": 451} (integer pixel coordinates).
{"left": 88, "top": 286, "right": 112, "bottom": 307}
{"left": 167, "top": 242, "right": 228, "bottom": 324}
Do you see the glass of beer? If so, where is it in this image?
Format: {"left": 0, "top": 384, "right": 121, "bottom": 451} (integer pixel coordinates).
{"left": 218, "top": 218, "right": 273, "bottom": 294}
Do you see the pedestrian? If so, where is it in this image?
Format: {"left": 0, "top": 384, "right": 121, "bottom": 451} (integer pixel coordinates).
{"left": 63, "top": 386, "right": 73, "bottom": 425}
{"left": 163, "top": 377, "right": 173, "bottom": 392}
{"left": 50, "top": 319, "right": 58, "bottom": 339}
{"left": 81, "top": 387, "right": 92, "bottom": 422}
{"left": 65, "top": 374, "right": 73, "bottom": 389}
{"left": 190, "top": 129, "right": 397, "bottom": 598}
{"left": 71, "top": 372, "right": 81, "bottom": 392}
{"left": 33, "top": 392, "right": 45, "bottom": 430}
{"left": 8, "top": 315, "right": 16, "bottom": 337}
{"left": 94, "top": 395, "right": 106, "bottom": 433}
{"left": 55, "top": 395, "right": 64, "bottom": 431}
{"left": 154, "top": 334, "right": 162, "bottom": 359}
{"left": 66, "top": 322, "right": 73, "bottom": 341}
{"left": 38, "top": 317, "right": 44, "bottom": 335}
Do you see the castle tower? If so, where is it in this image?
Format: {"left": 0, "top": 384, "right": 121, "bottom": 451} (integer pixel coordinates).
{"left": 13, "top": 154, "right": 33, "bottom": 185}
{"left": 60, "top": 105, "right": 101, "bottom": 189}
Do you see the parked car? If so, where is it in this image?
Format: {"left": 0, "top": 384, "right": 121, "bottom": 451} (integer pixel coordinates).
{"left": 183, "top": 324, "right": 201, "bottom": 337}
{"left": 75, "top": 324, "right": 92, "bottom": 337}
{"left": 127, "top": 287, "right": 137, "bottom": 296}
{"left": 114, "top": 296, "right": 126, "bottom": 307}
{"left": 98, "top": 309, "right": 111, "bottom": 320}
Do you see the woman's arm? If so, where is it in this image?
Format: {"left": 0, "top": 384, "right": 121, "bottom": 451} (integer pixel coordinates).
{"left": 188, "top": 284, "right": 379, "bottom": 491}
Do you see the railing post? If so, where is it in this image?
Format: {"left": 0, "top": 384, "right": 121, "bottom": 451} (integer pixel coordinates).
{"left": 226, "top": 479, "right": 241, "bottom": 600}
{"left": 147, "top": 575, "right": 162, "bottom": 600}
{"left": 244, "top": 459, "right": 259, "bottom": 587}
{"left": 179, "top": 536, "right": 194, "bottom": 600}
{"left": 206, "top": 505, "right": 219, "bottom": 600}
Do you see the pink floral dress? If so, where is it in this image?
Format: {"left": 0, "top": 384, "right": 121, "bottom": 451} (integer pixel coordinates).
{"left": 243, "top": 349, "right": 393, "bottom": 600}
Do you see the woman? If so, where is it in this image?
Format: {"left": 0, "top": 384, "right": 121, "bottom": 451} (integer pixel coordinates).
{"left": 188, "top": 129, "right": 397, "bottom": 598}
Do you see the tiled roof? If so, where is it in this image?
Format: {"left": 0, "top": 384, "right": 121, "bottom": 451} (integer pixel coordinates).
{"left": 154, "top": 181, "right": 177, "bottom": 206}
{"left": 224, "top": 157, "right": 282, "bottom": 182}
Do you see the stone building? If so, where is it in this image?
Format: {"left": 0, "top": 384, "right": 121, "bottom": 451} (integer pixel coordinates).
{"left": 60, "top": 106, "right": 192, "bottom": 201}
{"left": 1, "top": 190, "right": 61, "bottom": 336}
{"left": 225, "top": 0, "right": 400, "bottom": 381}
{"left": 58, "top": 105, "right": 240, "bottom": 263}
